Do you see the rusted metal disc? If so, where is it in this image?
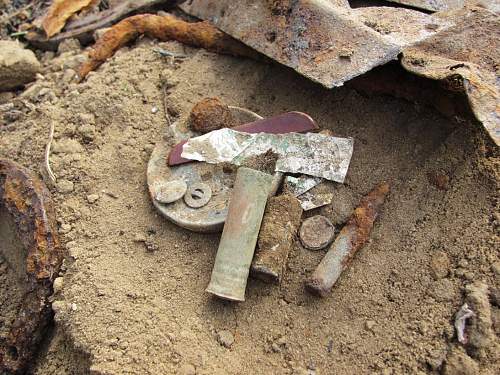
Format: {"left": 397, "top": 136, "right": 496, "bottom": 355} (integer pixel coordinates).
{"left": 299, "top": 215, "right": 335, "bottom": 251}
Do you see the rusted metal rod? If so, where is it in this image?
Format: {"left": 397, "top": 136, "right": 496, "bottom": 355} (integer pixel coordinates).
{"left": 206, "top": 167, "right": 274, "bottom": 301}
{"left": 306, "top": 182, "right": 390, "bottom": 297}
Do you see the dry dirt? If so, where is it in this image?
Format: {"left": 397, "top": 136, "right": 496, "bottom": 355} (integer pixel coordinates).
{"left": 0, "top": 36, "right": 499, "bottom": 375}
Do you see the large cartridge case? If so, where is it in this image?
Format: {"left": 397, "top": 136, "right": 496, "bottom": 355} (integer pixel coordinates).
{"left": 206, "top": 167, "right": 274, "bottom": 301}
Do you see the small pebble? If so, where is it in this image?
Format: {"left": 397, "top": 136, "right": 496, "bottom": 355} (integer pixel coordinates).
{"left": 59, "top": 223, "right": 72, "bottom": 234}
{"left": 178, "top": 363, "right": 196, "bottom": 375}
{"left": 53, "top": 277, "right": 64, "bottom": 293}
{"left": 491, "top": 262, "right": 500, "bottom": 276}
{"left": 151, "top": 106, "right": 159, "bottom": 114}
{"left": 62, "top": 69, "right": 76, "bottom": 84}
{"left": 57, "top": 179, "right": 74, "bottom": 193}
{"left": 429, "top": 278, "right": 456, "bottom": 302}
{"left": 216, "top": 330, "right": 234, "bottom": 348}
{"left": 365, "top": 320, "right": 376, "bottom": 332}
{"left": 134, "top": 234, "right": 146, "bottom": 242}
{"left": 430, "top": 251, "right": 450, "bottom": 279}
{"left": 87, "top": 194, "right": 100, "bottom": 204}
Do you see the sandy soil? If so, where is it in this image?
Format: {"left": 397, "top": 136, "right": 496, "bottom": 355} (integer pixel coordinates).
{"left": 0, "top": 37, "right": 499, "bottom": 374}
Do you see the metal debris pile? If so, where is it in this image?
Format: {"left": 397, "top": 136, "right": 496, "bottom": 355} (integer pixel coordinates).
{"left": 146, "top": 98, "right": 390, "bottom": 301}
{"left": 3, "top": 0, "right": 497, "bottom": 144}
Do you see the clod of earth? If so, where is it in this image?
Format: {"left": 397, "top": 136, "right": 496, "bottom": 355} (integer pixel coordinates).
{"left": 189, "top": 97, "right": 236, "bottom": 134}
{"left": 78, "top": 13, "right": 261, "bottom": 80}
{"left": 0, "top": 159, "right": 62, "bottom": 374}
{"left": 306, "top": 182, "right": 390, "bottom": 297}
{"left": 42, "top": 0, "right": 95, "bottom": 38}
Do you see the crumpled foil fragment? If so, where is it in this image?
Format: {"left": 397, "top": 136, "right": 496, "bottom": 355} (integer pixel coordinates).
{"left": 181, "top": 129, "right": 354, "bottom": 183}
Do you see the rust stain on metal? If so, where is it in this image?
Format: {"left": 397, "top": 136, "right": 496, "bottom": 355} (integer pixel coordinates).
{"left": 401, "top": 7, "right": 500, "bottom": 146}
{"left": 306, "top": 182, "right": 389, "bottom": 297}
{"left": 78, "top": 13, "right": 261, "bottom": 79}
{"left": 0, "top": 159, "right": 63, "bottom": 374}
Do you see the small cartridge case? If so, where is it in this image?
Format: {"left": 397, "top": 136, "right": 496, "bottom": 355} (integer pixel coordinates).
{"left": 206, "top": 167, "right": 274, "bottom": 301}
{"left": 306, "top": 182, "right": 390, "bottom": 297}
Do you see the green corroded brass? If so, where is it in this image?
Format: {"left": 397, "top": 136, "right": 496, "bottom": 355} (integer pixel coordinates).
{"left": 206, "top": 167, "right": 274, "bottom": 301}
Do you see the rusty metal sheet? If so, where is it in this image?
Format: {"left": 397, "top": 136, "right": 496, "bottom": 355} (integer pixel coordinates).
{"left": 180, "top": 1, "right": 453, "bottom": 87}
{"left": 180, "top": 0, "right": 402, "bottom": 87}
{"left": 0, "top": 159, "right": 62, "bottom": 373}
{"left": 401, "top": 7, "right": 500, "bottom": 145}
{"left": 384, "top": 0, "right": 465, "bottom": 12}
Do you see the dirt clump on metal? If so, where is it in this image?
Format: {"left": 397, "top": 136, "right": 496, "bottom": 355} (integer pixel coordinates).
{"left": 188, "top": 97, "right": 236, "bottom": 134}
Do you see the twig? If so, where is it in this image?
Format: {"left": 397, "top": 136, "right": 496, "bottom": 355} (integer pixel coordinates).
{"left": 10, "top": 31, "right": 28, "bottom": 37}
{"left": 45, "top": 122, "right": 56, "bottom": 184}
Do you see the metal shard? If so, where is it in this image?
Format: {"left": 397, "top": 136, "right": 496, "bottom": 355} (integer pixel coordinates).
{"left": 297, "top": 191, "right": 334, "bottom": 211}
{"left": 168, "top": 111, "right": 318, "bottom": 166}
{"left": 179, "top": 1, "right": 499, "bottom": 146}
{"left": 251, "top": 194, "right": 303, "bottom": 284}
{"left": 181, "top": 129, "right": 354, "bottom": 183}
{"left": 306, "top": 182, "right": 389, "bottom": 297}
{"left": 0, "top": 159, "right": 62, "bottom": 373}
{"left": 284, "top": 175, "right": 323, "bottom": 197}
